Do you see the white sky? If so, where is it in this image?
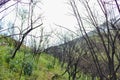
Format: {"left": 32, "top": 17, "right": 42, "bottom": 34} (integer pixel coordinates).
{"left": 42, "top": 0, "right": 77, "bottom": 35}
{"left": 0, "top": 0, "right": 78, "bottom": 46}
{"left": 0, "top": 0, "right": 119, "bottom": 46}
{"left": 42, "top": 0, "right": 78, "bottom": 45}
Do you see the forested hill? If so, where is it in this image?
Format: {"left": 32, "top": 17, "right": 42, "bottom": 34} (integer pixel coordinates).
{"left": 44, "top": 21, "right": 120, "bottom": 79}
{"left": 0, "top": 35, "right": 97, "bottom": 80}
{"left": 0, "top": 35, "right": 68, "bottom": 80}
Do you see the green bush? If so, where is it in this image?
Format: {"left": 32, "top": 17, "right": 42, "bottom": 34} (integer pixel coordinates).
{"left": 4, "top": 54, "right": 11, "bottom": 64}
{"left": 23, "top": 61, "right": 33, "bottom": 76}
{"left": 47, "top": 63, "right": 54, "bottom": 69}
{"left": 9, "top": 60, "right": 18, "bottom": 72}
{"left": 9, "top": 58, "right": 22, "bottom": 72}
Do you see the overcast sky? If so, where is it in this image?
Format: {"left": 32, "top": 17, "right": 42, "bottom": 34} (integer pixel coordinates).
{"left": 43, "top": 0, "right": 76, "bottom": 28}
{"left": 0, "top": 0, "right": 78, "bottom": 46}
{"left": 1, "top": 0, "right": 119, "bottom": 46}
{"left": 0, "top": 0, "right": 104, "bottom": 46}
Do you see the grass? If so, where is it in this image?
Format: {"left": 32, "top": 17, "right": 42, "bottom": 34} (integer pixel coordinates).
{"left": 0, "top": 36, "right": 98, "bottom": 80}
{"left": 0, "top": 44, "right": 67, "bottom": 80}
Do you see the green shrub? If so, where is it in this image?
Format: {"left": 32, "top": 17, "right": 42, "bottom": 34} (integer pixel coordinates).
{"left": 23, "top": 61, "right": 33, "bottom": 76}
{"left": 4, "top": 54, "right": 11, "bottom": 64}
{"left": 9, "top": 61, "right": 18, "bottom": 72}
{"left": 9, "top": 58, "right": 22, "bottom": 72}
{"left": 47, "top": 63, "right": 54, "bottom": 69}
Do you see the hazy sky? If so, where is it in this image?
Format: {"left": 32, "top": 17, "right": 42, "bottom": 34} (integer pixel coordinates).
{"left": 0, "top": 0, "right": 78, "bottom": 46}
{"left": 1, "top": 0, "right": 119, "bottom": 46}
{"left": 0, "top": 0, "right": 102, "bottom": 46}
{"left": 42, "top": 0, "right": 78, "bottom": 45}
{"left": 42, "top": 0, "right": 77, "bottom": 34}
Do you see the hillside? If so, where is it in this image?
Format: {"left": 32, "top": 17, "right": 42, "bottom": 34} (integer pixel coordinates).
{"left": 0, "top": 35, "right": 67, "bottom": 80}
{"left": 0, "top": 35, "right": 94, "bottom": 80}
{"left": 45, "top": 25, "right": 120, "bottom": 79}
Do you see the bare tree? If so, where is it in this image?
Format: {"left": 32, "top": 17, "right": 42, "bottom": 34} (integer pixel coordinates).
{"left": 0, "top": 0, "right": 10, "bottom": 6}
{"left": 0, "top": 1, "right": 43, "bottom": 59}
{"left": 69, "top": 0, "right": 120, "bottom": 80}
{"left": 11, "top": 1, "right": 43, "bottom": 58}
{"left": 47, "top": 30, "right": 87, "bottom": 80}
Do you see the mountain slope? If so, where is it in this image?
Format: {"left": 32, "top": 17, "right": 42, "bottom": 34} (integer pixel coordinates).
{"left": 0, "top": 36, "right": 68, "bottom": 80}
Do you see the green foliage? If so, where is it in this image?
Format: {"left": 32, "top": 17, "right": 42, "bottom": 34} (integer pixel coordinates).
{"left": 23, "top": 61, "right": 33, "bottom": 76}
{"left": 9, "top": 60, "right": 19, "bottom": 72}
{"left": 0, "top": 36, "right": 100, "bottom": 80}
{"left": 47, "top": 63, "right": 54, "bottom": 69}
{"left": 4, "top": 54, "right": 11, "bottom": 64}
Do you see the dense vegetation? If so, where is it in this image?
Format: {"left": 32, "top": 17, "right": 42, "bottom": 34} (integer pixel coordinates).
{"left": 1, "top": 0, "right": 120, "bottom": 80}
{"left": 0, "top": 36, "right": 96, "bottom": 80}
